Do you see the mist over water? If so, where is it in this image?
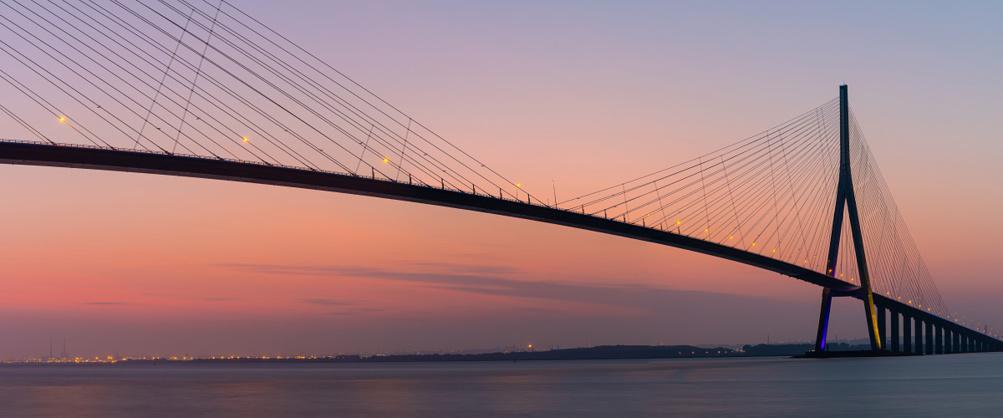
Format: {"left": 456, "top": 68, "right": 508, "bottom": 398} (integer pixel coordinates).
{"left": 2, "top": 354, "right": 1001, "bottom": 417}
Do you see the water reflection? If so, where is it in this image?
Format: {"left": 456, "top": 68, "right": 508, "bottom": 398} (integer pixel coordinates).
{"left": 2, "top": 354, "right": 1002, "bottom": 417}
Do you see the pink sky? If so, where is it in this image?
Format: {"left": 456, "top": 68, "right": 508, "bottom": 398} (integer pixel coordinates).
{"left": 0, "top": 1, "right": 1001, "bottom": 359}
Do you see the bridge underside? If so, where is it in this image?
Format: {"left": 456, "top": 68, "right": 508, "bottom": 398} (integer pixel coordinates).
{"left": 867, "top": 293, "right": 1003, "bottom": 354}
{"left": 1, "top": 140, "right": 1000, "bottom": 353}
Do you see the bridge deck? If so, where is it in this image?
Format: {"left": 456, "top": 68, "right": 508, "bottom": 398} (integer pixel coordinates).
{"left": 0, "top": 140, "right": 997, "bottom": 344}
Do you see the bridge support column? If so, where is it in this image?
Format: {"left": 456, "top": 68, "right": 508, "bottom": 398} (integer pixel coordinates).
{"left": 903, "top": 316, "right": 912, "bottom": 353}
{"left": 953, "top": 330, "right": 960, "bottom": 354}
{"left": 925, "top": 321, "right": 934, "bottom": 354}
{"left": 935, "top": 326, "right": 944, "bottom": 354}
{"left": 876, "top": 305, "right": 887, "bottom": 350}
{"left": 915, "top": 319, "right": 924, "bottom": 354}
{"left": 938, "top": 324, "right": 946, "bottom": 352}
{"left": 890, "top": 310, "right": 900, "bottom": 352}
{"left": 813, "top": 288, "right": 833, "bottom": 352}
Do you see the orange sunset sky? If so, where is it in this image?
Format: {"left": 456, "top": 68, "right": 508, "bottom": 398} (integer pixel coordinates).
{"left": 0, "top": 0, "right": 1001, "bottom": 359}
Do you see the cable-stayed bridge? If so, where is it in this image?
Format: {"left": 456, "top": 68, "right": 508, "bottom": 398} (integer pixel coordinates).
{"left": 0, "top": 0, "right": 998, "bottom": 354}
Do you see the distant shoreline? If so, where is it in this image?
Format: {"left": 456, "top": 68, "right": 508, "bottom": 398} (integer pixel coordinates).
{"left": 3, "top": 343, "right": 872, "bottom": 365}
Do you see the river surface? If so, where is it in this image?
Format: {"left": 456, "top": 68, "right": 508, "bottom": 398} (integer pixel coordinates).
{"left": 1, "top": 354, "right": 1002, "bottom": 417}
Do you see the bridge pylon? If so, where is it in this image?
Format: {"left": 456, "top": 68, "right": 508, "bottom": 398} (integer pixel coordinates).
{"left": 813, "top": 85, "right": 883, "bottom": 352}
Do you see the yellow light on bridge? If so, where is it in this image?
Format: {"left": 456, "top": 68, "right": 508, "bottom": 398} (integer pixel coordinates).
{"left": 242, "top": 136, "right": 250, "bottom": 143}
{"left": 58, "top": 115, "right": 67, "bottom": 124}
{"left": 675, "top": 219, "right": 682, "bottom": 226}
{"left": 516, "top": 182, "right": 523, "bottom": 188}
{"left": 382, "top": 156, "right": 390, "bottom": 164}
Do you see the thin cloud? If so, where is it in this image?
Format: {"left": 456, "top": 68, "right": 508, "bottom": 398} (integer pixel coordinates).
{"left": 223, "top": 262, "right": 775, "bottom": 310}
{"left": 302, "top": 298, "right": 352, "bottom": 307}
{"left": 325, "top": 306, "right": 385, "bottom": 316}
{"left": 202, "top": 297, "right": 237, "bottom": 303}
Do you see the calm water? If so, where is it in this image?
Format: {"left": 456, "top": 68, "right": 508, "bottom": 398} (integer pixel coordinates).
{"left": 2, "top": 354, "right": 1002, "bottom": 417}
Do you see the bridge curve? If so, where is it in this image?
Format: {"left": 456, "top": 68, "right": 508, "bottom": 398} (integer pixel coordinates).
{"left": 1, "top": 139, "right": 854, "bottom": 291}
{"left": 1, "top": 139, "right": 1000, "bottom": 348}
